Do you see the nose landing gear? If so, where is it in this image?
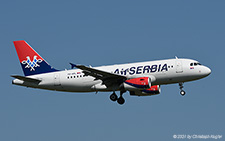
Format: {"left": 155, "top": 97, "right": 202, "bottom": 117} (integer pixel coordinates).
{"left": 180, "top": 90, "right": 186, "bottom": 96}
{"left": 179, "top": 82, "right": 186, "bottom": 96}
{"left": 109, "top": 90, "right": 126, "bottom": 105}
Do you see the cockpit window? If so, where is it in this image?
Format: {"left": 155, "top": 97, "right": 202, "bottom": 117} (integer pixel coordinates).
{"left": 190, "top": 62, "right": 202, "bottom": 66}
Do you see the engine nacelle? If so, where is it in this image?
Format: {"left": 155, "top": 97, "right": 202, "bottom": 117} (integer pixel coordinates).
{"left": 123, "top": 77, "right": 151, "bottom": 91}
{"left": 130, "top": 85, "right": 161, "bottom": 96}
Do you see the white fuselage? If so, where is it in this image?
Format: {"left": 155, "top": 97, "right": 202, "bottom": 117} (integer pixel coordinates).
{"left": 12, "top": 58, "right": 211, "bottom": 93}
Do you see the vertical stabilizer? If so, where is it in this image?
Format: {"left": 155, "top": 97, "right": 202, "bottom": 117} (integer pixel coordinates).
{"left": 13, "top": 40, "right": 58, "bottom": 76}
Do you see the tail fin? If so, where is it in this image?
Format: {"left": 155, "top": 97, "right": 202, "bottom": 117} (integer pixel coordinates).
{"left": 13, "top": 40, "right": 58, "bottom": 76}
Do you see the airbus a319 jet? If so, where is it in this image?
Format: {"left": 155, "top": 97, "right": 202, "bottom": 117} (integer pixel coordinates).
{"left": 11, "top": 40, "right": 211, "bottom": 105}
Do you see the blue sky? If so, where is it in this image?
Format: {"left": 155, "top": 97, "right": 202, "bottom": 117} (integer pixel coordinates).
{"left": 1, "top": 0, "right": 224, "bottom": 140}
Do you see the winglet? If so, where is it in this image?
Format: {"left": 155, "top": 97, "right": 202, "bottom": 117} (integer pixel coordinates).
{"left": 70, "top": 63, "right": 77, "bottom": 69}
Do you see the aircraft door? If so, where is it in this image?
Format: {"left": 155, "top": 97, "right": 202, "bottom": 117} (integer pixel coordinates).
{"left": 175, "top": 59, "right": 183, "bottom": 73}
{"left": 54, "top": 73, "right": 61, "bottom": 86}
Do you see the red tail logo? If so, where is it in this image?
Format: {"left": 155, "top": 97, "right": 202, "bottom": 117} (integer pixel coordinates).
{"left": 13, "top": 40, "right": 43, "bottom": 63}
{"left": 13, "top": 40, "right": 58, "bottom": 76}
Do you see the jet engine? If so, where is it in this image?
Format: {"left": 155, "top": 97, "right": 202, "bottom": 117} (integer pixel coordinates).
{"left": 129, "top": 85, "right": 161, "bottom": 96}
{"left": 122, "top": 77, "right": 151, "bottom": 91}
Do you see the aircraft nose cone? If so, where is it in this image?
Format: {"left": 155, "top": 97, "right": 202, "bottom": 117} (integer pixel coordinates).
{"left": 203, "top": 66, "right": 211, "bottom": 76}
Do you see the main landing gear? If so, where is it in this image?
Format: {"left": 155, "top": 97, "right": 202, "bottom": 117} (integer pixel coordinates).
{"left": 179, "top": 82, "right": 186, "bottom": 96}
{"left": 110, "top": 91, "right": 126, "bottom": 105}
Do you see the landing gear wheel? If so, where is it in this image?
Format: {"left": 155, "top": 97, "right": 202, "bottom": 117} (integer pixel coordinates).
{"left": 110, "top": 93, "right": 118, "bottom": 101}
{"left": 117, "top": 97, "right": 125, "bottom": 105}
{"left": 180, "top": 90, "right": 186, "bottom": 96}
{"left": 179, "top": 82, "right": 186, "bottom": 96}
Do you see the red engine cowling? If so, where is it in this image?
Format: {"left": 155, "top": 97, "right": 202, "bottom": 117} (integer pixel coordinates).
{"left": 130, "top": 85, "right": 161, "bottom": 96}
{"left": 123, "top": 77, "right": 151, "bottom": 91}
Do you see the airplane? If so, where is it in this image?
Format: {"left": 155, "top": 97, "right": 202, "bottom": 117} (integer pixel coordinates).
{"left": 11, "top": 40, "right": 211, "bottom": 105}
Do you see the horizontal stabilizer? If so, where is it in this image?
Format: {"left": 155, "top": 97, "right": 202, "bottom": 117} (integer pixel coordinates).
{"left": 11, "top": 75, "right": 41, "bottom": 83}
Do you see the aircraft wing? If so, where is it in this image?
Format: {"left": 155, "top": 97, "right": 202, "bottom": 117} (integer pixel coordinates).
{"left": 73, "top": 64, "right": 127, "bottom": 86}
